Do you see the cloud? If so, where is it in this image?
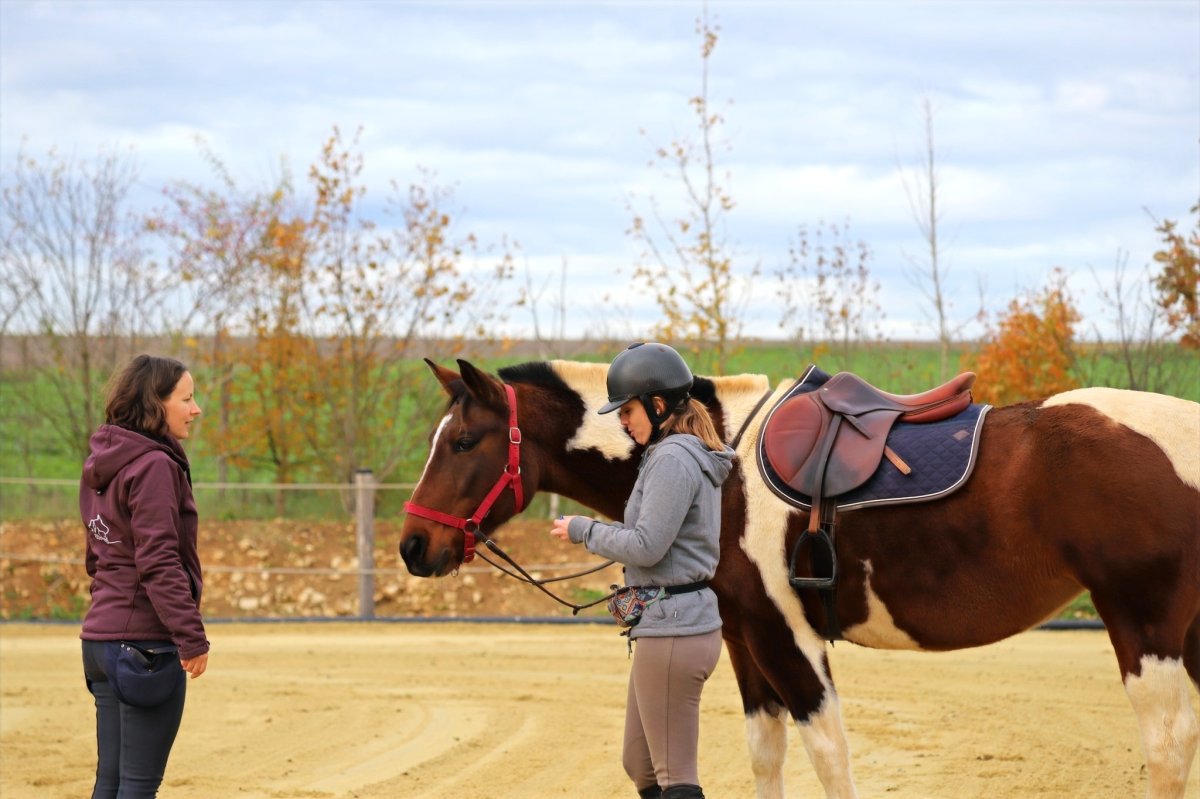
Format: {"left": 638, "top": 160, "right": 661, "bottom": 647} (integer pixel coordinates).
{"left": 2, "top": 0, "right": 1196, "bottom": 342}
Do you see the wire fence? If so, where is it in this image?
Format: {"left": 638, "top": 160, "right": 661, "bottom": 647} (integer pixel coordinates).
{"left": 0, "top": 475, "right": 1100, "bottom": 628}
{"left": 0, "top": 473, "right": 589, "bottom": 622}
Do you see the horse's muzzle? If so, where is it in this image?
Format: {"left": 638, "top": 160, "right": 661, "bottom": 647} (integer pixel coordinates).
{"left": 400, "top": 532, "right": 453, "bottom": 577}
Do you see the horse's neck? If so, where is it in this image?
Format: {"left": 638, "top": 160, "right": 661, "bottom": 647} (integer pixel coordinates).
{"left": 526, "top": 369, "right": 772, "bottom": 519}
{"left": 704, "top": 373, "right": 774, "bottom": 444}
{"left": 543, "top": 448, "right": 639, "bottom": 521}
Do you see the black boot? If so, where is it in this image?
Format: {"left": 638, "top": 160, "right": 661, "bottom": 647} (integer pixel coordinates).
{"left": 662, "top": 785, "right": 704, "bottom": 799}
{"left": 637, "top": 786, "right": 662, "bottom": 798}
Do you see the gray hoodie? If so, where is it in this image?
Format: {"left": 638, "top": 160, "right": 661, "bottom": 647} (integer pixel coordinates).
{"left": 568, "top": 433, "right": 734, "bottom": 638}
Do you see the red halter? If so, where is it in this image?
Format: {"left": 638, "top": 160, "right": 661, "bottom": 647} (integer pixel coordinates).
{"left": 403, "top": 383, "right": 524, "bottom": 563}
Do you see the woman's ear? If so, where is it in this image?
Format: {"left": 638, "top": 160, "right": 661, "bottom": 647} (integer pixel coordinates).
{"left": 652, "top": 396, "right": 668, "bottom": 416}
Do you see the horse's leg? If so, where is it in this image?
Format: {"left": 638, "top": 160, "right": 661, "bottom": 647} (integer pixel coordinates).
{"left": 1186, "top": 614, "right": 1200, "bottom": 693}
{"left": 790, "top": 672, "right": 856, "bottom": 799}
{"left": 740, "top": 622, "right": 856, "bottom": 799}
{"left": 1094, "top": 601, "right": 1200, "bottom": 799}
{"left": 725, "top": 635, "right": 789, "bottom": 799}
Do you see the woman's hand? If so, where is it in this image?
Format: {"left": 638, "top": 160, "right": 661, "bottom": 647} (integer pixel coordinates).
{"left": 181, "top": 652, "right": 208, "bottom": 679}
{"left": 550, "top": 515, "right": 587, "bottom": 542}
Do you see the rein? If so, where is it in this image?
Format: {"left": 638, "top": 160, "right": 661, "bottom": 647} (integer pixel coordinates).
{"left": 403, "top": 382, "right": 615, "bottom": 614}
{"left": 474, "top": 530, "right": 616, "bottom": 615}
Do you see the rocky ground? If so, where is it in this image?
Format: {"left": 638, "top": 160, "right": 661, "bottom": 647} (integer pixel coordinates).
{"left": 0, "top": 517, "right": 621, "bottom": 621}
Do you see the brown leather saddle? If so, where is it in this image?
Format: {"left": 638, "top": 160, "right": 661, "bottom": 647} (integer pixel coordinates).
{"left": 758, "top": 368, "right": 976, "bottom": 593}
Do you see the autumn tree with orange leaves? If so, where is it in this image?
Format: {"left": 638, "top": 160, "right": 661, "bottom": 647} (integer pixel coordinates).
{"left": 155, "top": 129, "right": 514, "bottom": 502}
{"left": 965, "top": 268, "right": 1081, "bottom": 406}
{"left": 300, "top": 129, "right": 514, "bottom": 486}
{"left": 1152, "top": 203, "right": 1199, "bottom": 350}
{"left": 153, "top": 151, "right": 299, "bottom": 489}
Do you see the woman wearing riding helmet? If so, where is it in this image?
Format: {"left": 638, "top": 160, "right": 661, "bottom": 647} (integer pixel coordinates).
{"left": 550, "top": 342, "right": 734, "bottom": 799}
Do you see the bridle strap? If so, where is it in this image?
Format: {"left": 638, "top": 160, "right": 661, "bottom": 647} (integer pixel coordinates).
{"left": 403, "top": 383, "right": 524, "bottom": 563}
{"left": 403, "top": 381, "right": 615, "bottom": 611}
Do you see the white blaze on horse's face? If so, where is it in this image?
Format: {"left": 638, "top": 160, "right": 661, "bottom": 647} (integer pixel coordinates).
{"left": 1041, "top": 387, "right": 1200, "bottom": 490}
{"left": 418, "top": 414, "right": 454, "bottom": 484}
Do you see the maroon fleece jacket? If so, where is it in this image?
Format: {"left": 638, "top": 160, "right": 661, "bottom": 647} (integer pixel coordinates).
{"left": 79, "top": 424, "right": 209, "bottom": 658}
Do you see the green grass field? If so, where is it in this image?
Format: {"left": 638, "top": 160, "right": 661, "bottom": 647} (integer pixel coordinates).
{"left": 13, "top": 338, "right": 1188, "bottom": 622}
{"left": 2, "top": 340, "right": 1196, "bottom": 510}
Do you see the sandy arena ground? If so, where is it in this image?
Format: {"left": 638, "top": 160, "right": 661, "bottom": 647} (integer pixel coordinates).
{"left": 1, "top": 622, "right": 1197, "bottom": 799}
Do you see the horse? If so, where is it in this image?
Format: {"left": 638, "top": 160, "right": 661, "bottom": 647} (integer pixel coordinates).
{"left": 398, "top": 357, "right": 1200, "bottom": 799}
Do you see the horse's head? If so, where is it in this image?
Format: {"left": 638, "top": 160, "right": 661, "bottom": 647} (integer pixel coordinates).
{"left": 399, "top": 358, "right": 530, "bottom": 577}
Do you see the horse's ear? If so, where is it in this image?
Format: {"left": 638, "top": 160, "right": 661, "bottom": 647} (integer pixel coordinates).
{"left": 424, "top": 358, "right": 463, "bottom": 397}
{"left": 457, "top": 359, "right": 508, "bottom": 410}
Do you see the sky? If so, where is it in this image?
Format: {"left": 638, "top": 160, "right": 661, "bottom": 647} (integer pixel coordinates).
{"left": 2, "top": 0, "right": 1197, "bottom": 342}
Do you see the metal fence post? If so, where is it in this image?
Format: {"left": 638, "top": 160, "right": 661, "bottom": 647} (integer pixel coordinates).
{"left": 354, "top": 469, "right": 376, "bottom": 619}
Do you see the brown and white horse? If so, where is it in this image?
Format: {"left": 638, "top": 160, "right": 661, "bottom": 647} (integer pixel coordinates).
{"left": 398, "top": 358, "right": 1200, "bottom": 799}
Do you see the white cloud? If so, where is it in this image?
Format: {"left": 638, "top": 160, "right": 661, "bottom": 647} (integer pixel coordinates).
{"left": 2, "top": 0, "right": 1195, "bottom": 342}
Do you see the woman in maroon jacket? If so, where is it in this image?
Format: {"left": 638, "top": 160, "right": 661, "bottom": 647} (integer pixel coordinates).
{"left": 80, "top": 354, "right": 208, "bottom": 798}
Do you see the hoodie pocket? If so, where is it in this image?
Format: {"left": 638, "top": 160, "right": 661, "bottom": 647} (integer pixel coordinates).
{"left": 184, "top": 567, "right": 201, "bottom": 602}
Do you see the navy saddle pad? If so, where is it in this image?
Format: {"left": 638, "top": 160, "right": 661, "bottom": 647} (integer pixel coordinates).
{"left": 756, "top": 365, "right": 990, "bottom": 512}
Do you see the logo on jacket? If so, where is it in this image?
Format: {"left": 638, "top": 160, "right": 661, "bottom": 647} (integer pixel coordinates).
{"left": 87, "top": 515, "right": 120, "bottom": 545}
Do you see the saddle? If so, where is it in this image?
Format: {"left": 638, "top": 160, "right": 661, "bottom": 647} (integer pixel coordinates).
{"left": 759, "top": 368, "right": 976, "bottom": 593}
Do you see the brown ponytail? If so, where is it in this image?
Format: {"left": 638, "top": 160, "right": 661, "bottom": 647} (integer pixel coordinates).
{"left": 661, "top": 398, "right": 725, "bottom": 451}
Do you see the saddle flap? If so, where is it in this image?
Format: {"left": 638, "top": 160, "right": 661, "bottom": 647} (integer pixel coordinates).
{"left": 761, "top": 393, "right": 828, "bottom": 488}
{"left": 821, "top": 408, "right": 898, "bottom": 495}
{"left": 761, "top": 394, "right": 899, "bottom": 499}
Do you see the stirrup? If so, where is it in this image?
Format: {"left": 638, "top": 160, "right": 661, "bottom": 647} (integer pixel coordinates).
{"left": 788, "top": 527, "right": 837, "bottom": 590}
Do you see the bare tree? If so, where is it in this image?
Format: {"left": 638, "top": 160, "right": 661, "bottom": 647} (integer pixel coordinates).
{"left": 1080, "top": 248, "right": 1194, "bottom": 395}
{"left": 899, "top": 98, "right": 966, "bottom": 379}
{"left": 625, "top": 6, "right": 756, "bottom": 374}
{"left": 1, "top": 144, "right": 165, "bottom": 457}
{"left": 518, "top": 254, "right": 572, "bottom": 359}
{"left": 776, "top": 219, "right": 884, "bottom": 366}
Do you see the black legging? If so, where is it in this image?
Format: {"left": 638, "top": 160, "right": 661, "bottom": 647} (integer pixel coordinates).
{"left": 82, "top": 640, "right": 187, "bottom": 799}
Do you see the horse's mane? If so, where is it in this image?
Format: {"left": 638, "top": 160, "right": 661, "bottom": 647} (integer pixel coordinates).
{"left": 496, "top": 359, "right": 772, "bottom": 451}
{"left": 498, "top": 359, "right": 770, "bottom": 404}
{"left": 497, "top": 360, "right": 578, "bottom": 391}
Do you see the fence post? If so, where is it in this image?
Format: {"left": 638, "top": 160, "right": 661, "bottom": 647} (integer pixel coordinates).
{"left": 354, "top": 469, "right": 376, "bottom": 619}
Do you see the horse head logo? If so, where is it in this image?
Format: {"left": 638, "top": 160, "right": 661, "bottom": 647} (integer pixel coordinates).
{"left": 88, "top": 515, "right": 120, "bottom": 545}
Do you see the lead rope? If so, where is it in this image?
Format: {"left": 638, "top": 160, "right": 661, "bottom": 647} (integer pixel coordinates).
{"left": 479, "top": 388, "right": 776, "bottom": 614}
{"left": 472, "top": 528, "right": 616, "bottom": 614}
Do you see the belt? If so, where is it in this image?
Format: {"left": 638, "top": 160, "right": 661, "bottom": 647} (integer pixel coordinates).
{"left": 664, "top": 580, "right": 710, "bottom": 595}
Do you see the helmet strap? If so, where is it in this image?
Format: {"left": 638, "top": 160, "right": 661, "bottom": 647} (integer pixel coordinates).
{"left": 640, "top": 394, "right": 674, "bottom": 444}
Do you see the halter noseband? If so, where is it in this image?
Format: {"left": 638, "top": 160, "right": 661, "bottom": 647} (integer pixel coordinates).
{"left": 403, "top": 383, "right": 524, "bottom": 563}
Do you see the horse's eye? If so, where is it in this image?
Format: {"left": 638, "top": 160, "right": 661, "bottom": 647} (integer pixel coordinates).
{"left": 453, "top": 437, "right": 477, "bottom": 453}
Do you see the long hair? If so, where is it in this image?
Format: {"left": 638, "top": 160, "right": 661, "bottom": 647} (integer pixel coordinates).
{"left": 662, "top": 397, "right": 724, "bottom": 451}
{"left": 104, "top": 355, "right": 188, "bottom": 438}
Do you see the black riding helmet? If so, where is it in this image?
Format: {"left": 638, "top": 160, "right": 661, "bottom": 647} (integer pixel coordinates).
{"left": 600, "top": 342, "right": 694, "bottom": 441}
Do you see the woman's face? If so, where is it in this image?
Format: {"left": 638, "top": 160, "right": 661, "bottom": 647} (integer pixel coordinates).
{"left": 163, "top": 371, "right": 202, "bottom": 440}
{"left": 617, "top": 397, "right": 665, "bottom": 446}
